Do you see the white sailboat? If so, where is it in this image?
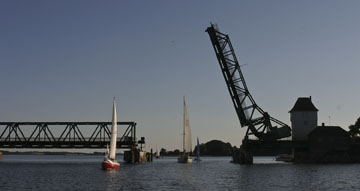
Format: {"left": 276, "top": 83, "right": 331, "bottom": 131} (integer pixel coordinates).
{"left": 178, "top": 97, "right": 192, "bottom": 163}
{"left": 102, "top": 98, "right": 120, "bottom": 170}
{"left": 155, "top": 145, "right": 160, "bottom": 159}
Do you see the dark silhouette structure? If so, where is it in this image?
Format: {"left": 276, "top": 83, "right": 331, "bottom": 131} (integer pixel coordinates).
{"left": 206, "top": 24, "right": 292, "bottom": 163}
{"left": 308, "top": 125, "right": 350, "bottom": 154}
{"left": 0, "top": 122, "right": 139, "bottom": 149}
{"left": 289, "top": 97, "right": 318, "bottom": 140}
{"left": 206, "top": 24, "right": 291, "bottom": 141}
{"left": 294, "top": 124, "right": 355, "bottom": 163}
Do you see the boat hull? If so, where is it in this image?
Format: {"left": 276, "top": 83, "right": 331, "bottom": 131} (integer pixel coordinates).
{"left": 102, "top": 159, "right": 120, "bottom": 170}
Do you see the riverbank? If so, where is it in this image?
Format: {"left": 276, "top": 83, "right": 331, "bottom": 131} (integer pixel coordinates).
{"left": 0, "top": 151, "right": 122, "bottom": 156}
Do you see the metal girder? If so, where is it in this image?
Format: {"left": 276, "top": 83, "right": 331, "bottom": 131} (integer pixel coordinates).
{"left": 206, "top": 24, "right": 291, "bottom": 141}
{"left": 0, "top": 124, "right": 27, "bottom": 142}
{"left": 28, "top": 124, "right": 56, "bottom": 142}
{"left": 0, "top": 122, "right": 138, "bottom": 148}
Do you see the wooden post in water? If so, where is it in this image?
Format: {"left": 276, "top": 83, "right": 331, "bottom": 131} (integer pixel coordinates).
{"left": 0, "top": 152, "right": 2, "bottom": 160}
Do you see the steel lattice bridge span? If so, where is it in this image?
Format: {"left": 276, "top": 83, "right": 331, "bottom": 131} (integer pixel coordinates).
{"left": 0, "top": 122, "right": 141, "bottom": 149}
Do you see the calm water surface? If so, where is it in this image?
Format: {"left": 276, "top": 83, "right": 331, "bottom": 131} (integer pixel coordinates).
{"left": 1, "top": 155, "right": 360, "bottom": 190}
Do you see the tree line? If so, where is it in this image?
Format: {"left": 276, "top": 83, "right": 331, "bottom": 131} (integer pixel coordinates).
{"left": 159, "top": 140, "right": 234, "bottom": 156}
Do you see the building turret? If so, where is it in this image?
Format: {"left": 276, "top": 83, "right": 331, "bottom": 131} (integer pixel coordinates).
{"left": 289, "top": 97, "right": 318, "bottom": 140}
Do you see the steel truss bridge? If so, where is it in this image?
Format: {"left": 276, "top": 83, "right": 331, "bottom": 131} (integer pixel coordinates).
{"left": 0, "top": 122, "right": 140, "bottom": 149}
{"left": 206, "top": 24, "right": 291, "bottom": 141}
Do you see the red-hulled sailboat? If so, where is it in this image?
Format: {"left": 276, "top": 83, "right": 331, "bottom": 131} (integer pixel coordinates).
{"left": 102, "top": 98, "right": 120, "bottom": 170}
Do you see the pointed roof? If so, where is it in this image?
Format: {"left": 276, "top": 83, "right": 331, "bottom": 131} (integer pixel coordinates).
{"left": 289, "top": 97, "right": 318, "bottom": 112}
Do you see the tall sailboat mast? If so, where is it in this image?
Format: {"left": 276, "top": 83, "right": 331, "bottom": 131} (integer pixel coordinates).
{"left": 183, "top": 97, "right": 192, "bottom": 153}
{"left": 183, "top": 96, "right": 186, "bottom": 152}
{"left": 109, "top": 98, "right": 117, "bottom": 160}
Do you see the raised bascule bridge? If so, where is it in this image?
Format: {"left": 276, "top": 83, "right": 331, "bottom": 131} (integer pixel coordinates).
{"left": 0, "top": 122, "right": 144, "bottom": 149}
{"left": 206, "top": 24, "right": 297, "bottom": 163}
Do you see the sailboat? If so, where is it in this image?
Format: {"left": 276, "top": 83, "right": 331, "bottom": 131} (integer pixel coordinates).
{"left": 194, "top": 137, "right": 201, "bottom": 162}
{"left": 102, "top": 98, "right": 120, "bottom": 170}
{"left": 178, "top": 97, "right": 192, "bottom": 163}
{"left": 155, "top": 145, "right": 160, "bottom": 159}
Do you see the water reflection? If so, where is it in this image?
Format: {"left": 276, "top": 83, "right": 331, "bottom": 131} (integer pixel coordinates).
{"left": 104, "top": 169, "right": 118, "bottom": 190}
{"left": 1, "top": 156, "right": 360, "bottom": 190}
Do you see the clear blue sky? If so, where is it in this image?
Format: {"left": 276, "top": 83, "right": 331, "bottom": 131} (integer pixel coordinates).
{"left": 1, "top": 0, "right": 359, "bottom": 151}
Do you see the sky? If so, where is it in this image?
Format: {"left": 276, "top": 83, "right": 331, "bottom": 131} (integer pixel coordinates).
{"left": 1, "top": 0, "right": 360, "bottom": 152}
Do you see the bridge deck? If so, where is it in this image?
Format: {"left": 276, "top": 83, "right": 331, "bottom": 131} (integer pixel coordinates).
{"left": 0, "top": 140, "right": 133, "bottom": 149}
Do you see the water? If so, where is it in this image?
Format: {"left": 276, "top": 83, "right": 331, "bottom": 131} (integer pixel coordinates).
{"left": 1, "top": 155, "right": 360, "bottom": 190}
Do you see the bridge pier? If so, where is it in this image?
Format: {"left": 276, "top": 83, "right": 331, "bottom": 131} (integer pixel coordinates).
{"left": 232, "top": 147, "right": 253, "bottom": 164}
{"left": 124, "top": 148, "right": 151, "bottom": 164}
{"left": 232, "top": 139, "right": 304, "bottom": 164}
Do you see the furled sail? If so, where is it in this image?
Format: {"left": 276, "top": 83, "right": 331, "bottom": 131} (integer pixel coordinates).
{"left": 183, "top": 98, "right": 192, "bottom": 153}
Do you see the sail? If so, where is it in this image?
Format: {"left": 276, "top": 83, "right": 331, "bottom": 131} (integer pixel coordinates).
{"left": 183, "top": 98, "right": 192, "bottom": 153}
{"left": 109, "top": 98, "right": 117, "bottom": 160}
{"left": 156, "top": 145, "right": 160, "bottom": 157}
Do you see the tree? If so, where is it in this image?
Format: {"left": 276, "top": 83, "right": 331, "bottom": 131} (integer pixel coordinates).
{"left": 195, "top": 140, "right": 232, "bottom": 156}
{"left": 173, "top": 149, "right": 180, "bottom": 155}
{"left": 160, "top": 148, "right": 167, "bottom": 156}
{"left": 349, "top": 117, "right": 360, "bottom": 140}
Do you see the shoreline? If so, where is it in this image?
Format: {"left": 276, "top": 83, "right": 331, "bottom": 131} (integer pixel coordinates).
{"left": 0, "top": 151, "right": 118, "bottom": 156}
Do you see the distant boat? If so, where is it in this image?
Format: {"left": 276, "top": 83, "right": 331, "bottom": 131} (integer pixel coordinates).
{"left": 102, "top": 98, "right": 120, "bottom": 170}
{"left": 155, "top": 145, "right": 160, "bottom": 159}
{"left": 194, "top": 137, "right": 201, "bottom": 162}
{"left": 178, "top": 97, "right": 192, "bottom": 163}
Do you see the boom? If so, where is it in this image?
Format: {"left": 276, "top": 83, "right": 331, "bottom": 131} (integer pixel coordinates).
{"left": 206, "top": 24, "right": 291, "bottom": 141}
